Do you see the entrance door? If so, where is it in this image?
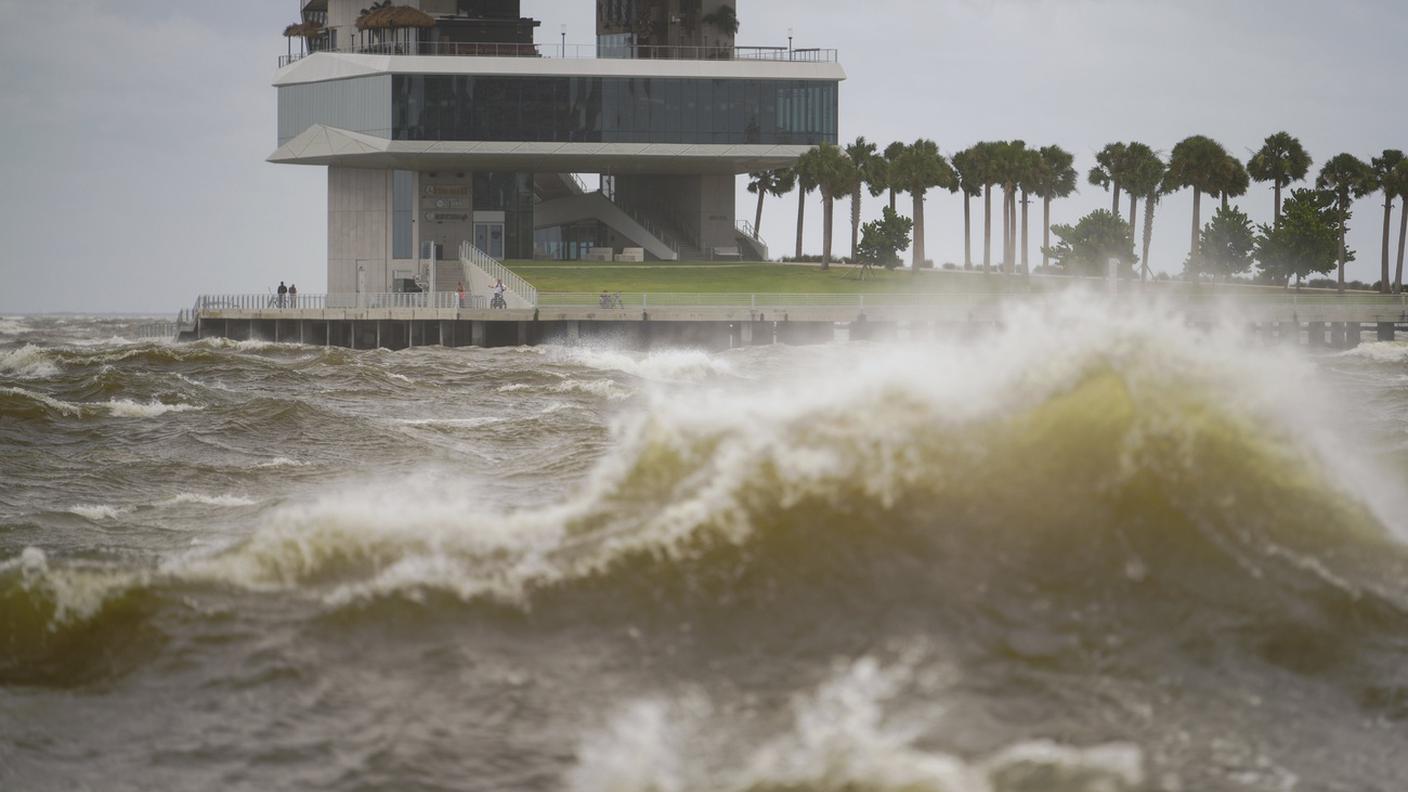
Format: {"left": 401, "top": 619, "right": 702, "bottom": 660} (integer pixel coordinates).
{"left": 475, "top": 223, "right": 506, "bottom": 259}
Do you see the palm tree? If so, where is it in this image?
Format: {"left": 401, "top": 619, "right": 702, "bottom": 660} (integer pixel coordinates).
{"left": 1166, "top": 135, "right": 1233, "bottom": 268}
{"left": 1371, "top": 150, "right": 1405, "bottom": 293}
{"left": 797, "top": 143, "right": 858, "bottom": 270}
{"left": 996, "top": 141, "right": 1030, "bottom": 273}
{"left": 951, "top": 146, "right": 986, "bottom": 270}
{"left": 1120, "top": 144, "right": 1166, "bottom": 281}
{"left": 1316, "top": 153, "right": 1376, "bottom": 292}
{"left": 746, "top": 169, "right": 796, "bottom": 243}
{"left": 881, "top": 141, "right": 907, "bottom": 212}
{"left": 1089, "top": 142, "right": 1129, "bottom": 217}
{"left": 845, "top": 137, "right": 880, "bottom": 260}
{"left": 891, "top": 139, "right": 958, "bottom": 271}
{"left": 1219, "top": 155, "right": 1250, "bottom": 211}
{"left": 974, "top": 141, "right": 1001, "bottom": 273}
{"left": 1394, "top": 161, "right": 1408, "bottom": 293}
{"left": 700, "top": 5, "right": 739, "bottom": 36}
{"left": 794, "top": 166, "right": 817, "bottom": 261}
{"left": 1015, "top": 147, "right": 1044, "bottom": 274}
{"left": 1030, "top": 145, "right": 1077, "bottom": 271}
{"left": 1247, "top": 132, "right": 1312, "bottom": 225}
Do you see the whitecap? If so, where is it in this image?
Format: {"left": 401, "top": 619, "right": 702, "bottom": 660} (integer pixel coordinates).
{"left": 68, "top": 505, "right": 128, "bottom": 521}
{"left": 158, "top": 493, "right": 258, "bottom": 508}
{"left": 1338, "top": 341, "right": 1408, "bottom": 364}
{"left": 0, "top": 344, "right": 60, "bottom": 379}
{"left": 104, "top": 399, "right": 203, "bottom": 418}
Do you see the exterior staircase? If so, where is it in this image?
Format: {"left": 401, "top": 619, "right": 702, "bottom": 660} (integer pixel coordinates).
{"left": 534, "top": 192, "right": 681, "bottom": 261}
{"left": 459, "top": 242, "right": 537, "bottom": 309}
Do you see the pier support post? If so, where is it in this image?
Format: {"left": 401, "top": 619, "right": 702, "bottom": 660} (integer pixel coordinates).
{"left": 1378, "top": 322, "right": 1397, "bottom": 342}
{"left": 1346, "top": 323, "right": 1361, "bottom": 348}
{"left": 471, "top": 321, "right": 487, "bottom": 348}
{"left": 1329, "top": 322, "right": 1346, "bottom": 348}
{"left": 566, "top": 321, "right": 581, "bottom": 343}
{"left": 1308, "top": 322, "right": 1326, "bottom": 347}
{"left": 518, "top": 322, "right": 530, "bottom": 347}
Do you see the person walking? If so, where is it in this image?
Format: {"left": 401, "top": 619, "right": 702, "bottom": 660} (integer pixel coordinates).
{"left": 277, "top": 281, "right": 288, "bottom": 308}
{"left": 457, "top": 281, "right": 466, "bottom": 309}
{"left": 288, "top": 284, "right": 298, "bottom": 308}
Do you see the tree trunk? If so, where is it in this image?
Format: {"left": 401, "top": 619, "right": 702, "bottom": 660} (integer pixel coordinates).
{"left": 1009, "top": 188, "right": 1018, "bottom": 273}
{"left": 1142, "top": 194, "right": 1155, "bottom": 282}
{"left": 1381, "top": 195, "right": 1394, "bottom": 293}
{"left": 1112, "top": 182, "right": 1121, "bottom": 217}
{"left": 913, "top": 190, "right": 925, "bottom": 271}
{"left": 1020, "top": 191, "right": 1030, "bottom": 274}
{"left": 1042, "top": 197, "right": 1051, "bottom": 270}
{"left": 1338, "top": 200, "right": 1347, "bottom": 293}
{"left": 1189, "top": 188, "right": 1202, "bottom": 273}
{"left": 822, "top": 193, "right": 833, "bottom": 271}
{"left": 754, "top": 190, "right": 765, "bottom": 241}
{"left": 795, "top": 191, "right": 806, "bottom": 260}
{"left": 1397, "top": 201, "right": 1407, "bottom": 293}
{"left": 1001, "top": 186, "right": 1011, "bottom": 273}
{"left": 888, "top": 188, "right": 896, "bottom": 214}
{"left": 1129, "top": 195, "right": 1140, "bottom": 278}
{"left": 1221, "top": 192, "right": 1229, "bottom": 211}
{"left": 851, "top": 184, "right": 862, "bottom": 261}
{"left": 1274, "top": 182, "right": 1283, "bottom": 227}
{"left": 963, "top": 194, "right": 972, "bottom": 269}
{"left": 983, "top": 185, "right": 992, "bottom": 272}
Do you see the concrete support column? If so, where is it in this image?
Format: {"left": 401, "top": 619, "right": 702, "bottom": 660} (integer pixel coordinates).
{"left": 1346, "top": 323, "right": 1361, "bottom": 348}
{"left": 517, "top": 322, "right": 530, "bottom": 347}
{"left": 1308, "top": 322, "right": 1326, "bottom": 347}
{"left": 1330, "top": 322, "right": 1346, "bottom": 348}
{"left": 1378, "top": 322, "right": 1397, "bottom": 342}
{"left": 472, "top": 321, "right": 487, "bottom": 347}
{"left": 566, "top": 321, "right": 581, "bottom": 342}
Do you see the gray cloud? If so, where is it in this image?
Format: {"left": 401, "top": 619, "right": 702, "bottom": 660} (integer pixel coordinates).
{"left": 2, "top": 0, "right": 1404, "bottom": 312}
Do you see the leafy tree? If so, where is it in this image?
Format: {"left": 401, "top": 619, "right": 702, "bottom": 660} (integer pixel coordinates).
{"left": 746, "top": 168, "right": 795, "bottom": 242}
{"left": 1254, "top": 188, "right": 1348, "bottom": 288}
{"left": 845, "top": 137, "right": 880, "bottom": 260}
{"left": 1028, "top": 145, "right": 1078, "bottom": 271}
{"left": 1247, "top": 132, "right": 1312, "bottom": 225}
{"left": 1089, "top": 142, "right": 1129, "bottom": 216}
{"left": 857, "top": 206, "right": 915, "bottom": 270}
{"left": 1044, "top": 209, "right": 1137, "bottom": 277}
{"left": 951, "top": 146, "right": 987, "bottom": 269}
{"left": 1166, "top": 135, "right": 1233, "bottom": 269}
{"left": 890, "top": 139, "right": 958, "bottom": 270}
{"left": 1316, "top": 153, "right": 1376, "bottom": 292}
{"left": 1189, "top": 205, "right": 1256, "bottom": 280}
{"left": 1120, "top": 144, "right": 1165, "bottom": 280}
{"left": 1370, "top": 150, "right": 1404, "bottom": 293}
{"left": 700, "top": 5, "right": 739, "bottom": 36}
{"left": 796, "top": 143, "right": 858, "bottom": 270}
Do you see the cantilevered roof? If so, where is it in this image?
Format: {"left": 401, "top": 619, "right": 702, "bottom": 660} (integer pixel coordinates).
{"left": 274, "top": 52, "right": 846, "bottom": 86}
{"left": 269, "top": 125, "right": 815, "bottom": 174}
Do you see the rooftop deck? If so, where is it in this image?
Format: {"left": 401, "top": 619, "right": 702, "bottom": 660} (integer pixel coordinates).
{"left": 278, "top": 42, "right": 839, "bottom": 69}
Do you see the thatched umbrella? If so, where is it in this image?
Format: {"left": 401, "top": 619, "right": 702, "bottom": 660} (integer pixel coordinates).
{"left": 283, "top": 22, "right": 326, "bottom": 58}
{"left": 356, "top": 6, "right": 435, "bottom": 31}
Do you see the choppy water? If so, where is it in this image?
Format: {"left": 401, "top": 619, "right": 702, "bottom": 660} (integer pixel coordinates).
{"left": 2, "top": 302, "right": 1408, "bottom": 792}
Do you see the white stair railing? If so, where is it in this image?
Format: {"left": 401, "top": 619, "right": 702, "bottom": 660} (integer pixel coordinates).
{"left": 460, "top": 242, "right": 538, "bottom": 307}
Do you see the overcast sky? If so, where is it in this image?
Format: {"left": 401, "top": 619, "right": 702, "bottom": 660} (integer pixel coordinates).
{"left": 2, "top": 0, "right": 1405, "bottom": 313}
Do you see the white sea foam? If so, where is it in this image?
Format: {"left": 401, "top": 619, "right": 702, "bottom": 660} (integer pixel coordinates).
{"left": 255, "top": 457, "right": 312, "bottom": 469}
{"left": 387, "top": 372, "right": 415, "bottom": 384}
{"left": 569, "top": 656, "right": 1145, "bottom": 792}
{"left": 68, "top": 505, "right": 128, "bottom": 521}
{"left": 563, "top": 347, "right": 736, "bottom": 383}
{"left": 104, "top": 399, "right": 203, "bottom": 418}
{"left": 159, "top": 493, "right": 258, "bottom": 508}
{"left": 1338, "top": 341, "right": 1408, "bottom": 364}
{"left": 0, "top": 345, "right": 60, "bottom": 379}
{"left": 396, "top": 417, "right": 504, "bottom": 429}
{"left": 0, "top": 318, "right": 29, "bottom": 335}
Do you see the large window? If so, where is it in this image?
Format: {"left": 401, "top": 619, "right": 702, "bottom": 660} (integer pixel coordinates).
{"left": 390, "top": 75, "right": 837, "bottom": 145}
{"left": 277, "top": 75, "right": 392, "bottom": 145}
{"left": 392, "top": 170, "right": 415, "bottom": 260}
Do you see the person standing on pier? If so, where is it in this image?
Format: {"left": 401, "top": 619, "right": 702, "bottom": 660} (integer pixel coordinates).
{"left": 277, "top": 282, "right": 288, "bottom": 308}
{"left": 457, "top": 282, "right": 466, "bottom": 308}
{"left": 288, "top": 284, "right": 297, "bottom": 308}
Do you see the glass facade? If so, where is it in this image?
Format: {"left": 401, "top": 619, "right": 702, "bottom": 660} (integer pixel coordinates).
{"left": 391, "top": 75, "right": 838, "bottom": 145}
{"left": 277, "top": 75, "right": 392, "bottom": 145}
{"left": 391, "top": 170, "right": 415, "bottom": 259}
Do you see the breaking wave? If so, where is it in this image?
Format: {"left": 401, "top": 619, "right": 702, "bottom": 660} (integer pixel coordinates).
{"left": 1338, "top": 341, "right": 1408, "bottom": 364}
{"left": 569, "top": 656, "right": 1145, "bottom": 792}
{"left": 0, "top": 344, "right": 60, "bottom": 378}
{"left": 561, "top": 347, "right": 738, "bottom": 382}
{"left": 6, "top": 298, "right": 1407, "bottom": 683}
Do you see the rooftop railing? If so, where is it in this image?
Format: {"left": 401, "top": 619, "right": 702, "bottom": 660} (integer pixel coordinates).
{"left": 196, "top": 293, "right": 488, "bottom": 311}
{"left": 279, "top": 42, "right": 839, "bottom": 68}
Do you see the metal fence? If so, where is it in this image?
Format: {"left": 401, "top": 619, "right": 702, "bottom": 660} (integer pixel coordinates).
{"left": 196, "top": 293, "right": 486, "bottom": 312}
{"left": 279, "top": 42, "right": 839, "bottom": 68}
{"left": 460, "top": 242, "right": 539, "bottom": 307}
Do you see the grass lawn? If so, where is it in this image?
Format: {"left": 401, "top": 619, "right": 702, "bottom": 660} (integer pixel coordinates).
{"left": 504, "top": 260, "right": 1389, "bottom": 299}
{"left": 507, "top": 261, "right": 1051, "bottom": 294}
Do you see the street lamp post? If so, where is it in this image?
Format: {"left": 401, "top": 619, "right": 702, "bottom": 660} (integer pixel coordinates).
{"left": 560, "top": 24, "right": 567, "bottom": 58}
{"left": 788, "top": 27, "right": 793, "bottom": 59}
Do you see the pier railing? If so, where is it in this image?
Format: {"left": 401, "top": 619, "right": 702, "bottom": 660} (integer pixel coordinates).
{"left": 459, "top": 242, "right": 539, "bottom": 307}
{"left": 535, "top": 291, "right": 1408, "bottom": 310}
{"left": 196, "top": 293, "right": 487, "bottom": 311}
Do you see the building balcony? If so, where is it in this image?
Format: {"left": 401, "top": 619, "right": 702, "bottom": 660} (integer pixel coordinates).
{"left": 278, "top": 41, "right": 839, "bottom": 69}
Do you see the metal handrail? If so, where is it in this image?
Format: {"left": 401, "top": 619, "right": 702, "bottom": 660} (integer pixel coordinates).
{"left": 459, "top": 242, "right": 539, "bottom": 307}
{"left": 278, "top": 42, "right": 840, "bottom": 68}
{"left": 533, "top": 291, "right": 1408, "bottom": 310}
{"left": 196, "top": 293, "right": 487, "bottom": 311}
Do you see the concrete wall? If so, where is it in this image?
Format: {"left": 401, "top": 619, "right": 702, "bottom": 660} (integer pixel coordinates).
{"left": 328, "top": 166, "right": 392, "bottom": 294}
